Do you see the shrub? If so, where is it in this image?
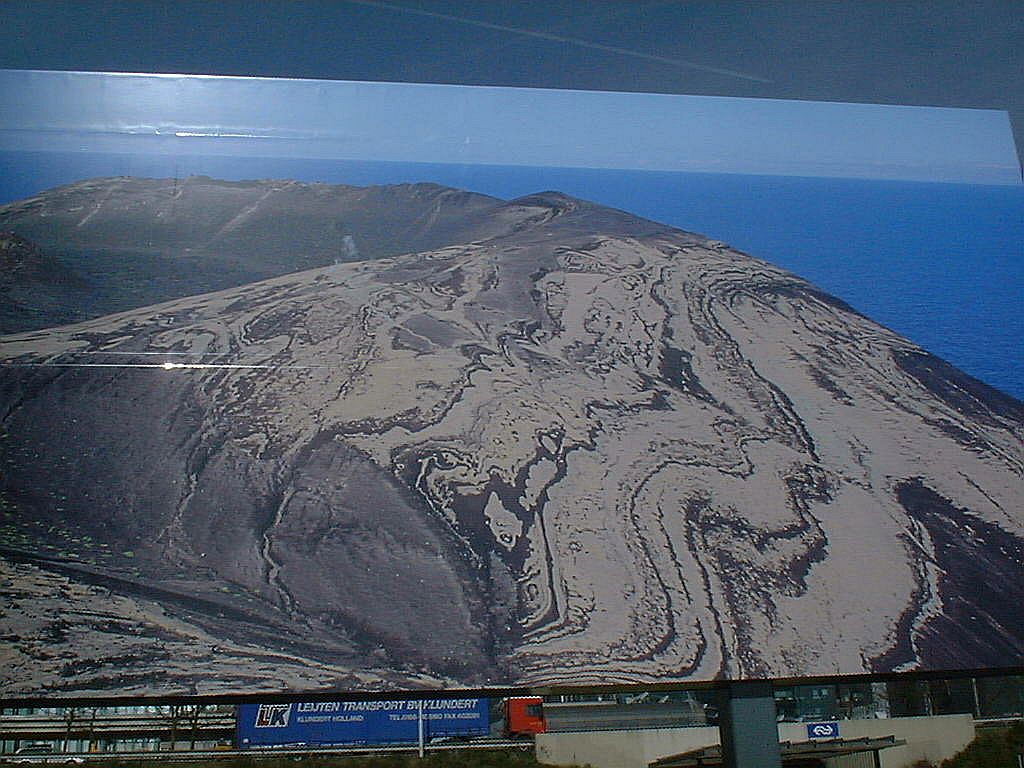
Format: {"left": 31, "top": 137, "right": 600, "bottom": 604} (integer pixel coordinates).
{"left": 941, "top": 721, "right": 1024, "bottom": 768}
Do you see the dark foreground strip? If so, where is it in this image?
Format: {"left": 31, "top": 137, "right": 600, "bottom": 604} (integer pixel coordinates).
{"left": 0, "top": 741, "right": 531, "bottom": 764}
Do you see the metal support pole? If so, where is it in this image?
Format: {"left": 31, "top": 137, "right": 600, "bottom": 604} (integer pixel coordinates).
{"left": 717, "top": 680, "right": 782, "bottom": 768}
{"left": 417, "top": 700, "right": 424, "bottom": 759}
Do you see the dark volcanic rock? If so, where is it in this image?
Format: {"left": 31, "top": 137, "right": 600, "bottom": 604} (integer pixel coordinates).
{"left": 0, "top": 232, "right": 90, "bottom": 331}
{"left": 0, "top": 178, "right": 1022, "bottom": 696}
{"left": 895, "top": 479, "right": 1024, "bottom": 669}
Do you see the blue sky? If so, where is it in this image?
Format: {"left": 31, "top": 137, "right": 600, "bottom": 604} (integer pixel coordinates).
{"left": 1, "top": 69, "right": 1019, "bottom": 185}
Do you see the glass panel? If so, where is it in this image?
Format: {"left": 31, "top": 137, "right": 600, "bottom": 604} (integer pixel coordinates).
{"left": 1, "top": 69, "right": 1021, "bottom": 701}
{"left": 976, "top": 675, "right": 1024, "bottom": 718}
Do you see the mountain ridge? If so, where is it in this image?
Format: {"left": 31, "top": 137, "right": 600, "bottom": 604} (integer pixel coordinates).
{"left": 0, "top": 176, "right": 566, "bottom": 333}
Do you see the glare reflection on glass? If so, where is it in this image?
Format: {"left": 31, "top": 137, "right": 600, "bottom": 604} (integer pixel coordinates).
{"left": 0, "top": 357, "right": 323, "bottom": 370}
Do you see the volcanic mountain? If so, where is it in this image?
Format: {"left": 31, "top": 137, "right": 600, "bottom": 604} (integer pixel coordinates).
{"left": 0, "top": 179, "right": 1021, "bottom": 697}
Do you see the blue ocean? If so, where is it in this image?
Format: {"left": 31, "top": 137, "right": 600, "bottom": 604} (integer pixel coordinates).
{"left": 2, "top": 150, "right": 1021, "bottom": 399}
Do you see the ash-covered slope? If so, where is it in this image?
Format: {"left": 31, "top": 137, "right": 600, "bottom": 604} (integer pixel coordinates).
{"left": 0, "top": 232, "right": 90, "bottom": 332}
{"left": 0, "top": 176, "right": 512, "bottom": 332}
{"left": 1, "top": 187, "right": 1022, "bottom": 696}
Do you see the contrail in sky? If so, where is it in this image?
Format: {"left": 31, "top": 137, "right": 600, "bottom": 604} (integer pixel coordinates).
{"left": 345, "top": 0, "right": 772, "bottom": 84}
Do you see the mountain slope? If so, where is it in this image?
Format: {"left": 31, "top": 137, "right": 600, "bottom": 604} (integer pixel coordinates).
{"left": 0, "top": 231, "right": 90, "bottom": 332}
{"left": 0, "top": 176, "right": 519, "bottom": 332}
{"left": 0, "top": 184, "right": 1021, "bottom": 696}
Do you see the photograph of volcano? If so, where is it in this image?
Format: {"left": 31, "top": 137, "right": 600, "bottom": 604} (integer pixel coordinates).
{"left": 1, "top": 172, "right": 1022, "bottom": 698}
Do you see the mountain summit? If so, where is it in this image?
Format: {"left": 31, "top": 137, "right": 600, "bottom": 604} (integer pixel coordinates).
{"left": 0, "top": 178, "right": 1021, "bottom": 696}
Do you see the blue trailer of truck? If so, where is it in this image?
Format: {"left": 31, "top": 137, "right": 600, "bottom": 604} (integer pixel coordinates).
{"left": 236, "top": 699, "right": 491, "bottom": 748}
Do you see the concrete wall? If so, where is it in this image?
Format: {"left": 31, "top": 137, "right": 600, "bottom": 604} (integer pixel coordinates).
{"left": 536, "top": 713, "right": 976, "bottom": 768}
{"left": 537, "top": 725, "right": 720, "bottom": 768}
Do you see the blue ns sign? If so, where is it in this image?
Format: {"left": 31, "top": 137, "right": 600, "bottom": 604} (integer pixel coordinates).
{"left": 806, "top": 722, "right": 840, "bottom": 739}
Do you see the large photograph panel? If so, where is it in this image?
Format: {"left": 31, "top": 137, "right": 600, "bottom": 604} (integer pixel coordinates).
{"left": 0, "top": 74, "right": 1022, "bottom": 699}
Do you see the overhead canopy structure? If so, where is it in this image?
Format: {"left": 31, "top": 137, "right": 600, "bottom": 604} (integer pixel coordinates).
{"left": 649, "top": 736, "right": 907, "bottom": 768}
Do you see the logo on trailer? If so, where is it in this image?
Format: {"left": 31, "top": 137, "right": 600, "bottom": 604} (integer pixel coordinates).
{"left": 806, "top": 722, "right": 840, "bottom": 739}
{"left": 255, "top": 704, "right": 293, "bottom": 728}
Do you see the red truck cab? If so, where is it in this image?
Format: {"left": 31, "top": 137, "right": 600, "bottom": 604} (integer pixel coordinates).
{"left": 503, "top": 696, "right": 547, "bottom": 736}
